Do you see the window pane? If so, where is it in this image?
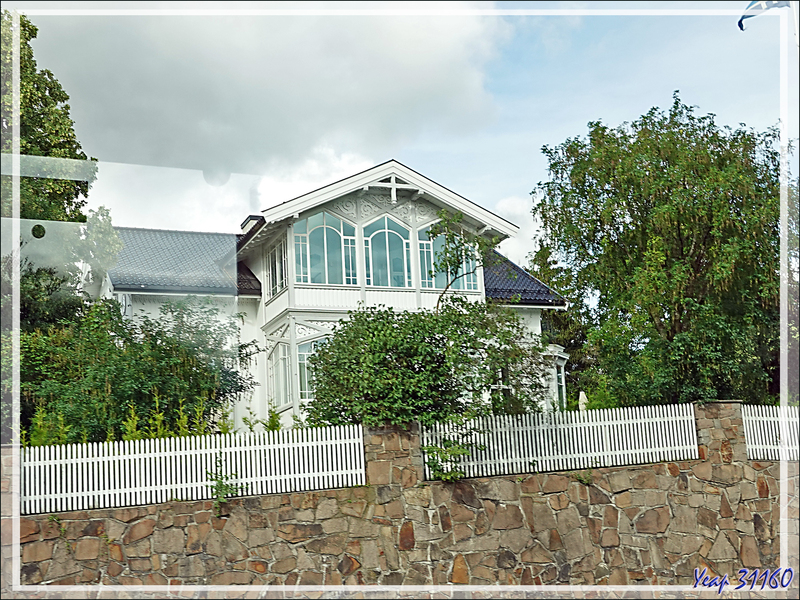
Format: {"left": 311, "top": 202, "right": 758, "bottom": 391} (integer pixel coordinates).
{"left": 388, "top": 217, "right": 409, "bottom": 240}
{"left": 308, "top": 212, "right": 323, "bottom": 230}
{"left": 326, "top": 227, "right": 343, "bottom": 285}
{"left": 388, "top": 232, "right": 406, "bottom": 287}
{"left": 364, "top": 217, "right": 385, "bottom": 238}
{"left": 294, "top": 236, "right": 308, "bottom": 283}
{"left": 325, "top": 213, "right": 341, "bottom": 231}
{"left": 309, "top": 228, "right": 325, "bottom": 283}
{"left": 372, "top": 232, "right": 389, "bottom": 286}
{"left": 342, "top": 222, "right": 355, "bottom": 237}
{"left": 418, "top": 227, "right": 430, "bottom": 242}
{"left": 294, "top": 219, "right": 307, "bottom": 235}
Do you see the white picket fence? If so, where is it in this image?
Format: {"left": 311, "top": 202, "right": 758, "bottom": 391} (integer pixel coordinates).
{"left": 21, "top": 425, "right": 364, "bottom": 515}
{"left": 421, "top": 404, "right": 699, "bottom": 480}
{"left": 742, "top": 404, "right": 799, "bottom": 461}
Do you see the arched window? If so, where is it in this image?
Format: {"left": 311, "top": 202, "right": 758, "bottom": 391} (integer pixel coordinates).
{"left": 418, "top": 225, "right": 478, "bottom": 291}
{"left": 363, "top": 216, "right": 411, "bottom": 288}
{"left": 294, "top": 212, "right": 357, "bottom": 285}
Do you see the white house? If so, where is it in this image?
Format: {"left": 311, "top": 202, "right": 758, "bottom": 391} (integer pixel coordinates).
{"left": 105, "top": 160, "right": 568, "bottom": 428}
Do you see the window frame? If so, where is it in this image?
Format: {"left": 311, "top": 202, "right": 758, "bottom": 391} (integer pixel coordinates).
{"left": 363, "top": 215, "right": 412, "bottom": 288}
{"left": 293, "top": 211, "right": 357, "bottom": 286}
{"left": 418, "top": 222, "right": 479, "bottom": 292}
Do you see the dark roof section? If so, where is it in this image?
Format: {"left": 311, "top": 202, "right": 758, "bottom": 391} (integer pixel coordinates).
{"left": 483, "top": 251, "right": 566, "bottom": 307}
{"left": 109, "top": 227, "right": 248, "bottom": 295}
{"left": 237, "top": 261, "right": 261, "bottom": 296}
{"left": 237, "top": 215, "right": 266, "bottom": 251}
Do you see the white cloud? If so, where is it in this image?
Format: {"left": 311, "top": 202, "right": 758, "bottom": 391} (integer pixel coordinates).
{"left": 493, "top": 194, "right": 539, "bottom": 267}
{"left": 27, "top": 6, "right": 510, "bottom": 179}
{"left": 256, "top": 146, "right": 375, "bottom": 210}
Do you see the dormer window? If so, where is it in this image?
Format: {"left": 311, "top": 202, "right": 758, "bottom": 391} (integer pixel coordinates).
{"left": 294, "top": 211, "right": 357, "bottom": 285}
{"left": 363, "top": 216, "right": 411, "bottom": 288}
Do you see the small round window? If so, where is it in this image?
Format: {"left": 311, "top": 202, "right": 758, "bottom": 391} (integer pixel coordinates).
{"left": 31, "top": 224, "right": 46, "bottom": 239}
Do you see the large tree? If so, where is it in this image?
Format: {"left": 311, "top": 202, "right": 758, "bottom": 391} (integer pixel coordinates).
{"left": 1, "top": 10, "right": 97, "bottom": 221}
{"left": 533, "top": 94, "right": 780, "bottom": 406}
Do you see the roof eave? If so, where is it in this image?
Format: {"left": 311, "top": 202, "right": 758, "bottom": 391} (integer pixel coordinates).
{"left": 260, "top": 160, "right": 519, "bottom": 240}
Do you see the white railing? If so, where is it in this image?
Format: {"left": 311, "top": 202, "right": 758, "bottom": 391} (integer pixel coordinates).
{"left": 421, "top": 404, "right": 698, "bottom": 480}
{"left": 742, "top": 404, "right": 799, "bottom": 461}
{"left": 21, "top": 425, "right": 364, "bottom": 515}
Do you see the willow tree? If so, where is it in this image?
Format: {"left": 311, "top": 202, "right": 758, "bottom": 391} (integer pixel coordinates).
{"left": 533, "top": 93, "right": 780, "bottom": 405}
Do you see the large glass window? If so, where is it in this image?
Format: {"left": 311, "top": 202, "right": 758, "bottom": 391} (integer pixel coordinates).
{"left": 418, "top": 225, "right": 478, "bottom": 291}
{"left": 298, "top": 338, "right": 327, "bottom": 401}
{"left": 294, "top": 212, "right": 357, "bottom": 285}
{"left": 364, "top": 216, "right": 411, "bottom": 287}
{"left": 266, "top": 240, "right": 286, "bottom": 298}
{"left": 267, "top": 343, "right": 290, "bottom": 408}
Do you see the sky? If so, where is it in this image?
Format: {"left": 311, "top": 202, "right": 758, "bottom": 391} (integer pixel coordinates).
{"left": 5, "top": 0, "right": 799, "bottom": 265}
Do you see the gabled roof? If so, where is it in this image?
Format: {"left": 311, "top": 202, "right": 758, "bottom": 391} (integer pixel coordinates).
{"left": 109, "top": 227, "right": 241, "bottom": 295}
{"left": 239, "top": 160, "right": 519, "bottom": 254}
{"left": 484, "top": 251, "right": 566, "bottom": 307}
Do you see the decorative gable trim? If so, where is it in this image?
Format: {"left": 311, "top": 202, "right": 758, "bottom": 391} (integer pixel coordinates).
{"left": 260, "top": 160, "right": 518, "bottom": 240}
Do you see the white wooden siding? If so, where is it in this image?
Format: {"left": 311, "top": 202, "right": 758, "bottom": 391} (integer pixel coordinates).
{"left": 420, "top": 404, "right": 699, "bottom": 480}
{"left": 21, "top": 426, "right": 364, "bottom": 515}
{"left": 742, "top": 404, "right": 799, "bottom": 461}
{"left": 295, "top": 287, "right": 361, "bottom": 308}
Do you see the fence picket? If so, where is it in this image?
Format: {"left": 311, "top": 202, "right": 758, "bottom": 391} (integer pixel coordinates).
{"left": 421, "top": 404, "right": 701, "bottom": 481}
{"left": 743, "top": 404, "right": 798, "bottom": 462}
{"left": 21, "top": 424, "right": 365, "bottom": 515}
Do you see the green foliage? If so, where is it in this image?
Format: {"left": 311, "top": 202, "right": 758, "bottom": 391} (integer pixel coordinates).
{"left": 303, "top": 297, "right": 548, "bottom": 427}
{"left": 422, "top": 439, "right": 472, "bottom": 482}
{"left": 427, "top": 211, "right": 502, "bottom": 311}
{"left": 205, "top": 455, "right": 246, "bottom": 516}
{"left": 242, "top": 402, "right": 282, "bottom": 433}
{"left": 1, "top": 11, "right": 97, "bottom": 222}
{"left": 20, "top": 296, "right": 260, "bottom": 444}
{"left": 533, "top": 93, "right": 781, "bottom": 406}
{"left": 421, "top": 412, "right": 487, "bottom": 482}
{"left": 570, "top": 469, "right": 593, "bottom": 486}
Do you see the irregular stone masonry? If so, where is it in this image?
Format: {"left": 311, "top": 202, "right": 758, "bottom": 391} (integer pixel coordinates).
{"left": 4, "top": 401, "right": 800, "bottom": 589}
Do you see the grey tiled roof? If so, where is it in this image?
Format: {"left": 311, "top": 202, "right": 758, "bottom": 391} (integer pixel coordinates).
{"left": 483, "top": 251, "right": 566, "bottom": 307}
{"left": 109, "top": 227, "right": 239, "bottom": 295}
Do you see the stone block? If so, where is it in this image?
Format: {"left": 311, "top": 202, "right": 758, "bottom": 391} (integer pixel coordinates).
{"left": 635, "top": 507, "right": 669, "bottom": 534}
{"left": 450, "top": 553, "right": 469, "bottom": 584}
{"left": 542, "top": 475, "right": 570, "bottom": 494}
{"left": 403, "top": 486, "right": 431, "bottom": 507}
{"left": 321, "top": 517, "right": 348, "bottom": 534}
{"left": 707, "top": 531, "right": 738, "bottom": 560}
{"left": 671, "top": 505, "right": 697, "bottom": 533}
{"left": 614, "top": 491, "right": 632, "bottom": 508}
{"left": 493, "top": 504, "right": 524, "bottom": 530}
{"left": 608, "top": 472, "right": 631, "bottom": 493}
{"left": 73, "top": 538, "right": 100, "bottom": 560}
{"left": 452, "top": 481, "right": 482, "bottom": 509}
{"left": 277, "top": 523, "right": 323, "bottom": 543}
{"left": 22, "top": 540, "right": 54, "bottom": 563}
{"left": 500, "top": 526, "right": 532, "bottom": 554}
{"left": 600, "top": 526, "right": 621, "bottom": 548}
{"left": 152, "top": 527, "right": 185, "bottom": 554}
{"left": 556, "top": 506, "right": 581, "bottom": 535}
{"left": 399, "top": 521, "right": 415, "bottom": 550}
{"left": 633, "top": 471, "right": 657, "bottom": 489}
{"left": 367, "top": 461, "right": 391, "bottom": 485}
{"left": 122, "top": 518, "right": 156, "bottom": 544}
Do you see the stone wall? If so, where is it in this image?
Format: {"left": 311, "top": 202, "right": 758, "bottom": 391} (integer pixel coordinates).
{"left": 5, "top": 401, "right": 800, "bottom": 588}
